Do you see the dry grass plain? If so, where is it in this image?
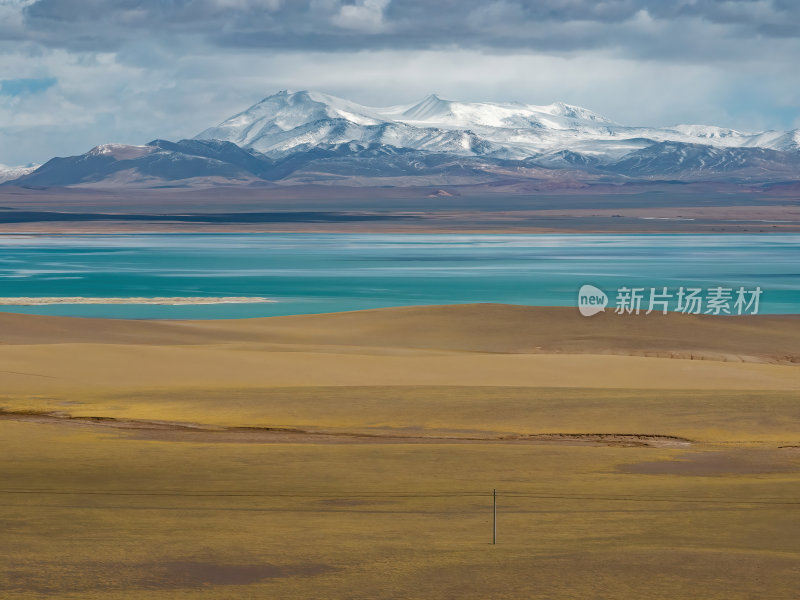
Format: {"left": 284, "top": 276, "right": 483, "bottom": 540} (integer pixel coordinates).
{"left": 1, "top": 304, "right": 799, "bottom": 599}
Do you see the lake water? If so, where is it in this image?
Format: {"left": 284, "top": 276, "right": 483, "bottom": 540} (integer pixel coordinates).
{"left": 0, "top": 233, "right": 798, "bottom": 318}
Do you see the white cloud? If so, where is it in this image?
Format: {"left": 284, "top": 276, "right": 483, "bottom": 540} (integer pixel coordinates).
{"left": 332, "top": 0, "right": 390, "bottom": 33}
{"left": 206, "top": 0, "right": 282, "bottom": 11}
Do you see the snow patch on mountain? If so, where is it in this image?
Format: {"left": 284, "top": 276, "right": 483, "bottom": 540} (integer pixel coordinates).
{"left": 0, "top": 163, "right": 38, "bottom": 183}
{"left": 87, "top": 144, "right": 156, "bottom": 160}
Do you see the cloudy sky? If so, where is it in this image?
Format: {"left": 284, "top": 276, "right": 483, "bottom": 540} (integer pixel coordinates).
{"left": 1, "top": 0, "right": 799, "bottom": 165}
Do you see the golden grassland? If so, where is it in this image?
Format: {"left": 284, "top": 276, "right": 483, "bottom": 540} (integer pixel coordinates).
{"left": 2, "top": 418, "right": 799, "bottom": 600}
{"left": 1, "top": 305, "right": 799, "bottom": 598}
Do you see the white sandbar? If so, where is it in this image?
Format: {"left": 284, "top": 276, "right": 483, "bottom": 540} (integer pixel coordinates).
{"left": 0, "top": 297, "right": 273, "bottom": 305}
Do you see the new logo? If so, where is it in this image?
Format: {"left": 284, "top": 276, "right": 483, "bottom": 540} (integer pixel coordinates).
{"left": 577, "top": 284, "right": 608, "bottom": 317}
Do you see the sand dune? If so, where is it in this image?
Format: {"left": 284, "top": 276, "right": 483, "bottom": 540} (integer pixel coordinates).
{"left": 0, "top": 305, "right": 797, "bottom": 415}
{"left": 1, "top": 304, "right": 798, "bottom": 364}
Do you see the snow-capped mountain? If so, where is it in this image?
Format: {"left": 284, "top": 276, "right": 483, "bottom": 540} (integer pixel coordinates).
{"left": 6, "top": 90, "right": 799, "bottom": 189}
{"left": 195, "top": 90, "right": 799, "bottom": 161}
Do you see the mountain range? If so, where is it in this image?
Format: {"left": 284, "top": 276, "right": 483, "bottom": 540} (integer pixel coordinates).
{"left": 6, "top": 90, "right": 800, "bottom": 188}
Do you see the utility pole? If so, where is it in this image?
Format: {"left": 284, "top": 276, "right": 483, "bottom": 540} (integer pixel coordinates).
{"left": 493, "top": 488, "right": 497, "bottom": 545}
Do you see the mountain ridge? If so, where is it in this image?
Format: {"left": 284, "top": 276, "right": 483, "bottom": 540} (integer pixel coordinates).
{"left": 195, "top": 90, "right": 798, "bottom": 159}
{"left": 6, "top": 90, "right": 799, "bottom": 189}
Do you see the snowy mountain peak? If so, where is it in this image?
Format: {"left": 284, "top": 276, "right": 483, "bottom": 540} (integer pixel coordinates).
{"left": 195, "top": 89, "right": 386, "bottom": 149}
{"left": 544, "top": 101, "right": 614, "bottom": 124}
{"left": 670, "top": 124, "right": 745, "bottom": 139}
{"left": 195, "top": 90, "right": 799, "bottom": 161}
{"left": 399, "top": 93, "right": 453, "bottom": 120}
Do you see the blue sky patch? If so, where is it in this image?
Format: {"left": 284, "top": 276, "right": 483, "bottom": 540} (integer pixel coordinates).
{"left": 0, "top": 77, "right": 57, "bottom": 96}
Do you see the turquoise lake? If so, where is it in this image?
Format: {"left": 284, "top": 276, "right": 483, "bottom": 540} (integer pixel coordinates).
{"left": 0, "top": 233, "right": 798, "bottom": 318}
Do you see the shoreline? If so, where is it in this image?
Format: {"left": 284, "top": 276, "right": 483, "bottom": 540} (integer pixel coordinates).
{"left": 2, "top": 228, "right": 800, "bottom": 235}
{"left": 1, "top": 301, "right": 798, "bottom": 317}
{"left": 1, "top": 187, "right": 799, "bottom": 234}
{"left": 0, "top": 296, "right": 273, "bottom": 306}
{"left": 0, "top": 225, "right": 798, "bottom": 234}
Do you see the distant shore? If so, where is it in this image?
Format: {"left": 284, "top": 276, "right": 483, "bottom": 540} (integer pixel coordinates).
{"left": 0, "top": 296, "right": 273, "bottom": 305}
{"left": 1, "top": 184, "right": 799, "bottom": 234}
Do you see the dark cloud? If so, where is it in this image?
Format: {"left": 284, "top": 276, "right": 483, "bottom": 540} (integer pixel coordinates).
{"left": 14, "top": 0, "right": 800, "bottom": 57}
